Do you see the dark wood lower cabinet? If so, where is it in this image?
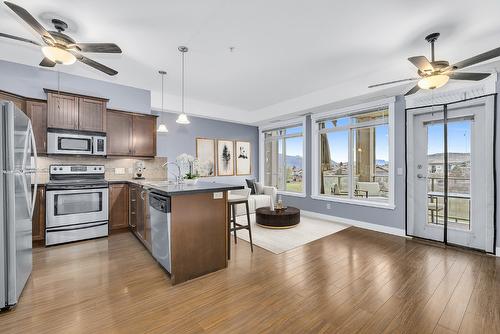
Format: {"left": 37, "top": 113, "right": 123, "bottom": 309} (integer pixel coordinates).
{"left": 109, "top": 183, "right": 129, "bottom": 231}
{"left": 129, "top": 184, "right": 138, "bottom": 233}
{"left": 129, "top": 184, "right": 151, "bottom": 250}
{"left": 32, "top": 186, "right": 45, "bottom": 245}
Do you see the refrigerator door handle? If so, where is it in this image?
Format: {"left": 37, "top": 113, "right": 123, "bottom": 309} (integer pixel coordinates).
{"left": 18, "top": 123, "right": 38, "bottom": 218}
{"left": 27, "top": 123, "right": 38, "bottom": 219}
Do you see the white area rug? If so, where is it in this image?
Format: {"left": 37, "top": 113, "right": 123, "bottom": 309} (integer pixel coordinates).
{"left": 235, "top": 214, "right": 350, "bottom": 254}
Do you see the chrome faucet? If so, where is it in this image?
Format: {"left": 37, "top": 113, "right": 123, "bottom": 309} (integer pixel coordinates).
{"left": 162, "top": 161, "right": 183, "bottom": 184}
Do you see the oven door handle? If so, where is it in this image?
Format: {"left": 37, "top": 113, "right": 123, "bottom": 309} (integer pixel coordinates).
{"left": 46, "top": 222, "right": 108, "bottom": 233}
{"left": 46, "top": 185, "right": 109, "bottom": 191}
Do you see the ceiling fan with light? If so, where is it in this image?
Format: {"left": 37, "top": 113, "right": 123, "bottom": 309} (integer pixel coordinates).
{"left": 369, "top": 32, "right": 500, "bottom": 95}
{"left": 0, "top": 1, "right": 121, "bottom": 75}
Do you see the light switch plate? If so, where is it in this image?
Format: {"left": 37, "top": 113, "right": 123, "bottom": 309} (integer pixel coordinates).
{"left": 397, "top": 167, "right": 403, "bottom": 175}
{"left": 213, "top": 192, "right": 223, "bottom": 199}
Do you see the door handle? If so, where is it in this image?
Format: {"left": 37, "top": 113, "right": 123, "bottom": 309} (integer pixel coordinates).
{"left": 417, "top": 173, "right": 427, "bottom": 179}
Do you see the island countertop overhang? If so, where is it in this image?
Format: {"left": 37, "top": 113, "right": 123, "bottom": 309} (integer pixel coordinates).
{"left": 125, "top": 180, "right": 244, "bottom": 196}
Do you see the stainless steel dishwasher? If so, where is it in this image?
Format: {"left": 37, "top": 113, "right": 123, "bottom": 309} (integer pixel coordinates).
{"left": 149, "top": 191, "right": 171, "bottom": 273}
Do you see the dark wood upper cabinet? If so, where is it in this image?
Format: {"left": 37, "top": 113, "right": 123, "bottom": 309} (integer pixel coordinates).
{"left": 78, "top": 98, "right": 106, "bottom": 132}
{"left": 0, "top": 90, "right": 26, "bottom": 113}
{"left": 132, "top": 114, "right": 157, "bottom": 157}
{"left": 107, "top": 110, "right": 156, "bottom": 157}
{"left": 109, "top": 183, "right": 129, "bottom": 231}
{"left": 47, "top": 92, "right": 79, "bottom": 130}
{"left": 107, "top": 110, "right": 133, "bottom": 155}
{"left": 26, "top": 100, "right": 48, "bottom": 154}
{"left": 45, "top": 90, "right": 108, "bottom": 132}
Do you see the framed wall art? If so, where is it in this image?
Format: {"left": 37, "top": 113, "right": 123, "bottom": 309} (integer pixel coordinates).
{"left": 235, "top": 141, "right": 251, "bottom": 175}
{"left": 217, "top": 140, "right": 234, "bottom": 176}
{"left": 196, "top": 138, "right": 215, "bottom": 177}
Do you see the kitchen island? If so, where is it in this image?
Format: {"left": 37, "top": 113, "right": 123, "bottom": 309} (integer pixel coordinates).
{"left": 127, "top": 181, "right": 243, "bottom": 285}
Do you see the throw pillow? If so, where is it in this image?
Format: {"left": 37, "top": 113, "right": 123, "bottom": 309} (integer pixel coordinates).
{"left": 245, "top": 179, "right": 257, "bottom": 195}
{"left": 255, "top": 182, "right": 264, "bottom": 195}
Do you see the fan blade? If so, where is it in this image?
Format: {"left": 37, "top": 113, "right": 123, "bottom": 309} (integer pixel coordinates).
{"left": 408, "top": 56, "right": 434, "bottom": 72}
{"left": 0, "top": 32, "right": 40, "bottom": 46}
{"left": 450, "top": 47, "right": 500, "bottom": 70}
{"left": 368, "top": 78, "right": 418, "bottom": 88}
{"left": 70, "top": 51, "right": 118, "bottom": 76}
{"left": 4, "top": 2, "right": 54, "bottom": 43}
{"left": 72, "top": 43, "right": 122, "bottom": 53}
{"left": 39, "top": 57, "right": 56, "bottom": 67}
{"left": 448, "top": 72, "right": 491, "bottom": 81}
{"left": 405, "top": 85, "right": 420, "bottom": 96}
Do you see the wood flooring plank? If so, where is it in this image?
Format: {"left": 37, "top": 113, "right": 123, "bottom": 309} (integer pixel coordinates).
{"left": 0, "top": 228, "right": 498, "bottom": 334}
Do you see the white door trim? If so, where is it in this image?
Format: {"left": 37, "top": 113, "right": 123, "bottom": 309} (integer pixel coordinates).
{"left": 406, "top": 96, "right": 496, "bottom": 253}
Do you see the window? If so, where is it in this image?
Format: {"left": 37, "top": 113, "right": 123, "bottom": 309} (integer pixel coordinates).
{"left": 317, "top": 108, "right": 391, "bottom": 203}
{"left": 264, "top": 124, "right": 304, "bottom": 193}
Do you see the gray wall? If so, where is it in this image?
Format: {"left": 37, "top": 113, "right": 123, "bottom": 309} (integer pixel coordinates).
{"left": 0, "top": 59, "right": 151, "bottom": 114}
{"left": 154, "top": 110, "right": 259, "bottom": 185}
{"left": 281, "top": 97, "right": 407, "bottom": 232}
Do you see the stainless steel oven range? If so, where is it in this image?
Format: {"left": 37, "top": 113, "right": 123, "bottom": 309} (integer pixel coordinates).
{"left": 45, "top": 164, "right": 108, "bottom": 246}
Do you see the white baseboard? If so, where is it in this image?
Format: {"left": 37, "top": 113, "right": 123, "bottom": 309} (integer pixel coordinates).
{"left": 496, "top": 247, "right": 500, "bottom": 257}
{"left": 301, "top": 210, "right": 406, "bottom": 237}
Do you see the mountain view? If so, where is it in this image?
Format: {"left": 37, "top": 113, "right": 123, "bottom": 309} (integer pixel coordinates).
{"left": 284, "top": 155, "right": 389, "bottom": 167}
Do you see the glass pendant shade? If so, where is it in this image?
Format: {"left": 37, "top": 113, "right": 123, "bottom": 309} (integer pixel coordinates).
{"left": 176, "top": 113, "right": 190, "bottom": 124}
{"left": 157, "top": 123, "right": 168, "bottom": 133}
{"left": 42, "top": 46, "right": 76, "bottom": 65}
{"left": 417, "top": 74, "right": 449, "bottom": 90}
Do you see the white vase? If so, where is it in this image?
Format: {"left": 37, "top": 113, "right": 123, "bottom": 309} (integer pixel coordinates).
{"left": 184, "top": 178, "right": 198, "bottom": 186}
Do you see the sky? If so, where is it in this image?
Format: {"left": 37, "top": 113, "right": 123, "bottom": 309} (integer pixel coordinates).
{"left": 427, "top": 121, "right": 471, "bottom": 155}
{"left": 326, "top": 125, "right": 389, "bottom": 163}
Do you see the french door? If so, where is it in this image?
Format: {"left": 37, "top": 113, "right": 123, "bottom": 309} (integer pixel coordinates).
{"left": 407, "top": 96, "right": 495, "bottom": 253}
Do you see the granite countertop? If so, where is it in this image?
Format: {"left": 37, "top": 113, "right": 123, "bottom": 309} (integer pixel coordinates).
{"left": 38, "top": 178, "right": 243, "bottom": 195}
{"left": 108, "top": 179, "right": 243, "bottom": 196}
{"left": 142, "top": 181, "right": 243, "bottom": 196}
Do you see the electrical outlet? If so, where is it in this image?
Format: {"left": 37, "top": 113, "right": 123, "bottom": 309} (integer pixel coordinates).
{"left": 326, "top": 203, "right": 331, "bottom": 210}
{"left": 213, "top": 192, "right": 223, "bottom": 199}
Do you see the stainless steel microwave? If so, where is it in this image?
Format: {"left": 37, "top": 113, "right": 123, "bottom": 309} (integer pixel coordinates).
{"left": 47, "top": 129, "right": 106, "bottom": 156}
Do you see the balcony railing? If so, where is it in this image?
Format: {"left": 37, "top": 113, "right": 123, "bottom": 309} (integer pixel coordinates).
{"left": 427, "top": 176, "right": 470, "bottom": 226}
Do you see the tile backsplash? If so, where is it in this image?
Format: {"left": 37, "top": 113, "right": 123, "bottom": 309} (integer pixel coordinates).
{"left": 36, "top": 156, "right": 168, "bottom": 183}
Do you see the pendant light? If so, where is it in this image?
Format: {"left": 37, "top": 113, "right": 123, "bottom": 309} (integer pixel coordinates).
{"left": 176, "top": 46, "right": 190, "bottom": 124}
{"left": 157, "top": 70, "right": 169, "bottom": 133}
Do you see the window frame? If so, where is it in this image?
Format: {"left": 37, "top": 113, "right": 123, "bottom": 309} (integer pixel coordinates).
{"left": 259, "top": 117, "right": 307, "bottom": 197}
{"left": 311, "top": 98, "right": 396, "bottom": 209}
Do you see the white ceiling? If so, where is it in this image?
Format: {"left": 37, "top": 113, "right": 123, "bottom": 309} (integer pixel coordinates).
{"left": 1, "top": 0, "right": 500, "bottom": 124}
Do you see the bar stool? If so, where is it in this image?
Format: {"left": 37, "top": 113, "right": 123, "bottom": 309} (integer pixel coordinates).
{"left": 227, "top": 189, "right": 253, "bottom": 259}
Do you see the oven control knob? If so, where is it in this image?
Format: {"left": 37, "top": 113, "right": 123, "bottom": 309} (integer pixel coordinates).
{"left": 94, "top": 167, "right": 97, "bottom": 170}
{"left": 59, "top": 167, "right": 63, "bottom": 171}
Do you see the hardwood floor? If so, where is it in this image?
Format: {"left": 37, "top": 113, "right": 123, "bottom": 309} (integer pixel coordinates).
{"left": 0, "top": 228, "right": 498, "bottom": 333}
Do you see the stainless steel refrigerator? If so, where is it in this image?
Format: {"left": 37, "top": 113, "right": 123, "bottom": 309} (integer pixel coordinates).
{"left": 0, "top": 101, "right": 37, "bottom": 309}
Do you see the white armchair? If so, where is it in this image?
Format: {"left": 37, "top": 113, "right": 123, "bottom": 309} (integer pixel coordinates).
{"left": 229, "top": 183, "right": 277, "bottom": 217}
